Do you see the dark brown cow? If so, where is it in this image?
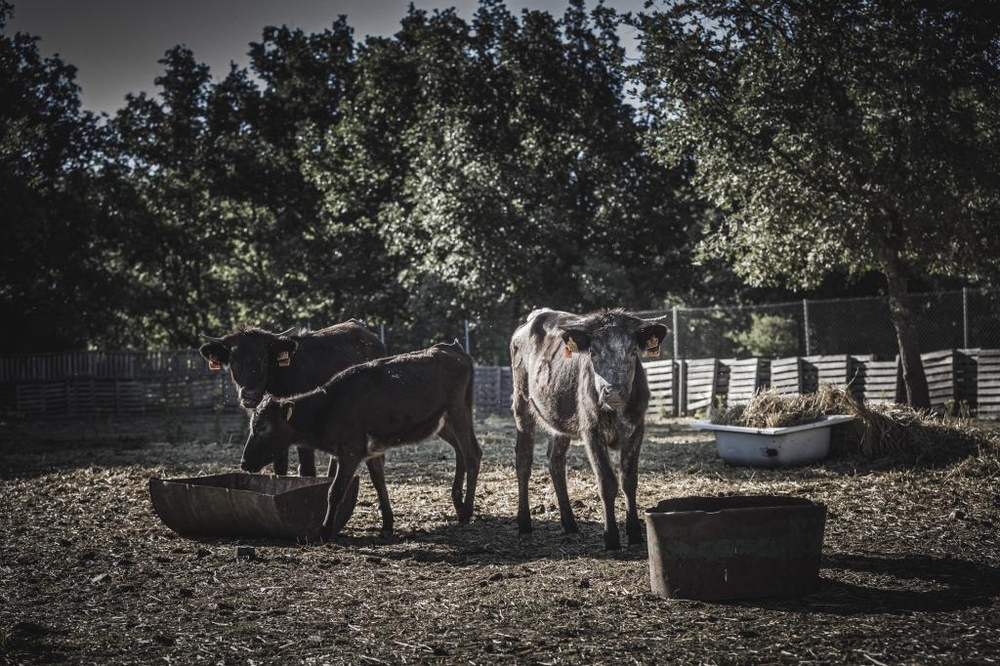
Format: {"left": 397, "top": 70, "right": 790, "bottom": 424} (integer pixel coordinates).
{"left": 199, "top": 321, "right": 396, "bottom": 531}
{"left": 240, "top": 341, "right": 482, "bottom": 540}
{"left": 510, "top": 308, "right": 667, "bottom": 550}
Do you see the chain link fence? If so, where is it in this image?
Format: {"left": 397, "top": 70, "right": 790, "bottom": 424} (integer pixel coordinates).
{"left": 634, "top": 288, "right": 1000, "bottom": 362}
{"left": 373, "top": 289, "right": 999, "bottom": 364}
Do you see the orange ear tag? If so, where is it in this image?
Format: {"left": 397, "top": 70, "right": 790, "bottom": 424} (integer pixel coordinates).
{"left": 208, "top": 356, "right": 222, "bottom": 371}
{"left": 564, "top": 337, "right": 579, "bottom": 358}
{"left": 277, "top": 351, "right": 291, "bottom": 367}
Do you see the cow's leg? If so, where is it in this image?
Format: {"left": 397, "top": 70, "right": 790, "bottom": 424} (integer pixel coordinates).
{"left": 297, "top": 446, "right": 317, "bottom": 477}
{"left": 620, "top": 420, "right": 644, "bottom": 546}
{"left": 547, "top": 435, "right": 578, "bottom": 534}
{"left": 437, "top": 425, "right": 469, "bottom": 521}
{"left": 365, "top": 456, "right": 393, "bottom": 533}
{"left": 320, "top": 453, "right": 362, "bottom": 540}
{"left": 462, "top": 428, "right": 482, "bottom": 523}
{"left": 272, "top": 448, "right": 289, "bottom": 476}
{"left": 443, "top": 409, "right": 482, "bottom": 523}
{"left": 513, "top": 395, "right": 537, "bottom": 535}
{"left": 582, "top": 430, "right": 621, "bottom": 550}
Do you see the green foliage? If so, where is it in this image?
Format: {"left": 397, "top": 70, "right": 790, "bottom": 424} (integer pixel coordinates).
{"left": 0, "top": 1, "right": 112, "bottom": 351}
{"left": 4, "top": 0, "right": 705, "bottom": 354}
{"left": 633, "top": 0, "right": 1000, "bottom": 289}
{"left": 728, "top": 313, "right": 799, "bottom": 358}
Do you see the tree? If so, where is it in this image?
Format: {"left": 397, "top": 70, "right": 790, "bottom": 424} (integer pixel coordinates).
{"left": 634, "top": 0, "right": 1000, "bottom": 407}
{"left": 303, "top": 0, "right": 699, "bottom": 352}
{"left": 0, "top": 1, "right": 108, "bottom": 351}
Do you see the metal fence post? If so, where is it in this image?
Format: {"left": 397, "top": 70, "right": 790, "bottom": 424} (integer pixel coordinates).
{"left": 803, "top": 299, "right": 811, "bottom": 356}
{"left": 963, "top": 287, "right": 969, "bottom": 349}
{"left": 379, "top": 324, "right": 386, "bottom": 346}
{"left": 464, "top": 319, "right": 470, "bottom": 353}
{"left": 672, "top": 306, "right": 680, "bottom": 359}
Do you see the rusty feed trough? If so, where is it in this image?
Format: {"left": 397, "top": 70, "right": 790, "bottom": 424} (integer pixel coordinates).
{"left": 149, "top": 473, "right": 359, "bottom": 541}
{"left": 645, "top": 496, "right": 826, "bottom": 601}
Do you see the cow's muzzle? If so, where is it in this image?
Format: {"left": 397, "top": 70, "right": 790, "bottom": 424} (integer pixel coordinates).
{"left": 239, "top": 388, "right": 263, "bottom": 409}
{"left": 240, "top": 458, "right": 262, "bottom": 473}
{"left": 600, "top": 385, "right": 627, "bottom": 410}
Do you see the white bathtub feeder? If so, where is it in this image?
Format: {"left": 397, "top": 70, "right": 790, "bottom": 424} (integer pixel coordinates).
{"left": 692, "top": 415, "right": 855, "bottom": 467}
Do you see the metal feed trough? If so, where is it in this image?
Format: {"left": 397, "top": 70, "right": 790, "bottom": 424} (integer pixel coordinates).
{"left": 645, "top": 495, "right": 826, "bottom": 601}
{"left": 149, "top": 473, "right": 359, "bottom": 541}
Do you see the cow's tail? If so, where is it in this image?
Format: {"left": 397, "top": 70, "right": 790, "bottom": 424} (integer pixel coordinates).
{"left": 467, "top": 358, "right": 476, "bottom": 413}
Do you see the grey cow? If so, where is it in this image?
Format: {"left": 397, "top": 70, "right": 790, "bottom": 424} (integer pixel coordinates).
{"left": 510, "top": 308, "right": 667, "bottom": 550}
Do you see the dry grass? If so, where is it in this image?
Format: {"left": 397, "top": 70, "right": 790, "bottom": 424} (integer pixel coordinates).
{"left": 712, "top": 384, "right": 1000, "bottom": 464}
{"left": 1, "top": 412, "right": 999, "bottom": 665}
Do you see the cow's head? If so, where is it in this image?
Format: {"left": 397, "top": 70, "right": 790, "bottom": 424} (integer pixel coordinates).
{"left": 560, "top": 311, "right": 668, "bottom": 411}
{"left": 199, "top": 327, "right": 299, "bottom": 409}
{"left": 240, "top": 397, "right": 296, "bottom": 473}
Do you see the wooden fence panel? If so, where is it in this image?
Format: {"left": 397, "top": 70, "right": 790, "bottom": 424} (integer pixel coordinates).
{"left": 721, "top": 358, "right": 769, "bottom": 405}
{"left": 855, "top": 358, "right": 902, "bottom": 405}
{"left": 955, "top": 349, "right": 979, "bottom": 413}
{"left": 977, "top": 349, "right": 1000, "bottom": 419}
{"left": 683, "top": 358, "right": 719, "bottom": 415}
{"left": 643, "top": 359, "right": 676, "bottom": 417}
{"left": 921, "top": 350, "right": 956, "bottom": 413}
{"left": 770, "top": 357, "right": 802, "bottom": 395}
{"left": 802, "top": 355, "right": 852, "bottom": 393}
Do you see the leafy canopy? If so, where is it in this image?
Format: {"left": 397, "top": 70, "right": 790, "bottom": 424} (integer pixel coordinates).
{"left": 633, "top": 0, "right": 1000, "bottom": 289}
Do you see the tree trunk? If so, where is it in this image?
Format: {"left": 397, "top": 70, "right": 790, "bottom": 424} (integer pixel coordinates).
{"left": 883, "top": 262, "right": 930, "bottom": 409}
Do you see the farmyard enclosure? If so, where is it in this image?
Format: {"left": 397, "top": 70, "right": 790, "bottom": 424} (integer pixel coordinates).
{"left": 1, "top": 412, "right": 998, "bottom": 665}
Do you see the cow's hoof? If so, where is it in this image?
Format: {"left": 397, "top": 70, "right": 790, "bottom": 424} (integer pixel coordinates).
{"left": 517, "top": 509, "right": 533, "bottom": 534}
{"left": 604, "top": 531, "right": 621, "bottom": 551}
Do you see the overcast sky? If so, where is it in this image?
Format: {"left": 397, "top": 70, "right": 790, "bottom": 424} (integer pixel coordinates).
{"left": 7, "top": 0, "right": 647, "bottom": 117}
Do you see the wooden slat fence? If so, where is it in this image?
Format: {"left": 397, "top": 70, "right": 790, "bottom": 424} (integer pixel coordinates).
{"left": 643, "top": 359, "right": 676, "bottom": 418}
{"left": 977, "top": 349, "right": 1000, "bottom": 418}
{"left": 721, "top": 358, "right": 769, "bottom": 405}
{"left": 921, "top": 350, "right": 957, "bottom": 413}
{"left": 682, "top": 358, "right": 720, "bottom": 415}
{"left": 4, "top": 349, "right": 1000, "bottom": 419}
{"left": 770, "top": 357, "right": 802, "bottom": 396}
{"left": 851, "top": 358, "right": 902, "bottom": 405}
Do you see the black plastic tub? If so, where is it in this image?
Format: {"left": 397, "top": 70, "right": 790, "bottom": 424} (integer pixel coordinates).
{"left": 148, "top": 472, "right": 358, "bottom": 541}
{"left": 644, "top": 495, "right": 826, "bottom": 600}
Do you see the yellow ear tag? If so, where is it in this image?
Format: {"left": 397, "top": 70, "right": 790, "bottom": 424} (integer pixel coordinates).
{"left": 284, "top": 404, "right": 294, "bottom": 421}
{"left": 564, "top": 337, "right": 579, "bottom": 358}
{"left": 277, "top": 351, "right": 291, "bottom": 367}
{"left": 644, "top": 336, "right": 661, "bottom": 358}
{"left": 208, "top": 356, "right": 222, "bottom": 371}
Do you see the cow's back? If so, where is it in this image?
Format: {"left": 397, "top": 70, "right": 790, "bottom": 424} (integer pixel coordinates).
{"left": 279, "top": 321, "right": 387, "bottom": 396}
{"left": 323, "top": 343, "right": 473, "bottom": 434}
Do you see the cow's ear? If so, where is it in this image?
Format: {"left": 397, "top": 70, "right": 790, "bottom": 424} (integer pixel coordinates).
{"left": 559, "top": 328, "right": 591, "bottom": 358}
{"left": 636, "top": 323, "right": 668, "bottom": 358}
{"left": 271, "top": 338, "right": 298, "bottom": 367}
{"left": 199, "top": 342, "right": 230, "bottom": 370}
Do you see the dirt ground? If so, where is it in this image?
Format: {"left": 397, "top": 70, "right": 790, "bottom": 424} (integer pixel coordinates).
{"left": 1, "top": 411, "right": 998, "bottom": 665}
